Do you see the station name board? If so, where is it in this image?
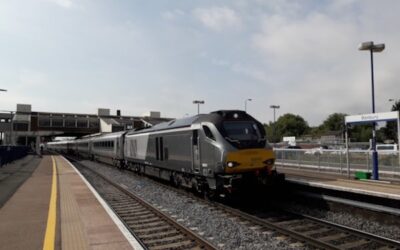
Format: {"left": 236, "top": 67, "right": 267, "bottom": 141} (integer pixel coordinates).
{"left": 345, "top": 111, "right": 399, "bottom": 124}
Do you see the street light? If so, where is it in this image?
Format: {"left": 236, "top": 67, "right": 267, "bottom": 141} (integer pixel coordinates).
{"left": 0, "top": 89, "right": 7, "bottom": 92}
{"left": 270, "top": 105, "right": 280, "bottom": 144}
{"left": 244, "top": 98, "right": 252, "bottom": 112}
{"left": 193, "top": 100, "right": 205, "bottom": 115}
{"left": 359, "top": 41, "right": 385, "bottom": 180}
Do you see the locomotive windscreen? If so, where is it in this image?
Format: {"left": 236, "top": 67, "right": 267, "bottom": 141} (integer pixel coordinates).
{"left": 222, "top": 121, "right": 266, "bottom": 149}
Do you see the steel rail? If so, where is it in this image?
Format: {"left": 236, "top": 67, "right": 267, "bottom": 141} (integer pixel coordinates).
{"left": 300, "top": 212, "right": 400, "bottom": 248}
{"left": 212, "top": 201, "right": 400, "bottom": 249}
{"left": 70, "top": 157, "right": 217, "bottom": 250}
{"left": 123, "top": 166, "right": 400, "bottom": 250}
{"left": 68, "top": 155, "right": 400, "bottom": 249}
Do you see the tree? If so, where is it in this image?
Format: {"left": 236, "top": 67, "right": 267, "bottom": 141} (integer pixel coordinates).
{"left": 384, "top": 100, "right": 400, "bottom": 143}
{"left": 272, "top": 113, "right": 309, "bottom": 141}
{"left": 319, "top": 113, "right": 347, "bottom": 132}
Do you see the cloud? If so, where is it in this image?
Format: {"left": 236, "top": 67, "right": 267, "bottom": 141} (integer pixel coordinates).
{"left": 43, "top": 0, "right": 75, "bottom": 9}
{"left": 231, "top": 63, "right": 269, "bottom": 82}
{"left": 193, "top": 6, "right": 241, "bottom": 31}
{"left": 162, "top": 9, "right": 185, "bottom": 21}
{"left": 252, "top": 13, "right": 357, "bottom": 66}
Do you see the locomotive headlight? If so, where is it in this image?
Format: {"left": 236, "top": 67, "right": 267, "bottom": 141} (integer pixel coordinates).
{"left": 227, "top": 161, "right": 240, "bottom": 168}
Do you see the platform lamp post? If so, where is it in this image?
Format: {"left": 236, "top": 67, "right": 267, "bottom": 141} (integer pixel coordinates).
{"left": 244, "top": 98, "right": 252, "bottom": 112}
{"left": 270, "top": 105, "right": 280, "bottom": 144}
{"left": 0, "top": 90, "right": 13, "bottom": 145}
{"left": 193, "top": 100, "right": 204, "bottom": 115}
{"left": 359, "top": 41, "right": 385, "bottom": 180}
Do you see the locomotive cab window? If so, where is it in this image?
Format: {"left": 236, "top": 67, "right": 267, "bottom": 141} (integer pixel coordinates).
{"left": 222, "top": 121, "right": 265, "bottom": 149}
{"left": 223, "top": 121, "right": 261, "bottom": 141}
{"left": 202, "top": 125, "right": 215, "bottom": 141}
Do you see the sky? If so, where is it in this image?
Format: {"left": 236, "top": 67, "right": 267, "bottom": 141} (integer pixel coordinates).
{"left": 1, "top": 0, "right": 400, "bottom": 126}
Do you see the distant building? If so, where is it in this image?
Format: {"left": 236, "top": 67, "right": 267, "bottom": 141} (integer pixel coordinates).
{"left": 0, "top": 104, "right": 173, "bottom": 153}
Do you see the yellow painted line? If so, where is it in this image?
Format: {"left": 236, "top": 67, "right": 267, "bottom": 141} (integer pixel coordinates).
{"left": 43, "top": 156, "right": 58, "bottom": 250}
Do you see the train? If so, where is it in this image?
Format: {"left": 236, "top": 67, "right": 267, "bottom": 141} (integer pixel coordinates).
{"left": 47, "top": 110, "right": 284, "bottom": 196}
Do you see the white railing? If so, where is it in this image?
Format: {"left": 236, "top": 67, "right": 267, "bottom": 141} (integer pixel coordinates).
{"left": 274, "top": 148, "right": 400, "bottom": 179}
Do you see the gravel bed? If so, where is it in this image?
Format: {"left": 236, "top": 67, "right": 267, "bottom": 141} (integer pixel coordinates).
{"left": 278, "top": 198, "right": 400, "bottom": 242}
{"left": 77, "top": 160, "right": 307, "bottom": 250}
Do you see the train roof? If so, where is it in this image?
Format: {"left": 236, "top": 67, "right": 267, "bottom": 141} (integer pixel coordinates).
{"left": 126, "top": 115, "right": 202, "bottom": 135}
{"left": 91, "top": 131, "right": 127, "bottom": 140}
{"left": 126, "top": 110, "right": 254, "bottom": 135}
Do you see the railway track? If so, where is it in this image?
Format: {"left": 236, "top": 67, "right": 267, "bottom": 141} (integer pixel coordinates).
{"left": 118, "top": 168, "right": 400, "bottom": 249}
{"left": 213, "top": 203, "right": 400, "bottom": 250}
{"left": 71, "top": 156, "right": 400, "bottom": 249}
{"left": 71, "top": 158, "right": 217, "bottom": 250}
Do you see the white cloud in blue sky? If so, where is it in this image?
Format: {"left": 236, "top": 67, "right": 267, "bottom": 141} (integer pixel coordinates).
{"left": 1, "top": 0, "right": 400, "bottom": 125}
{"left": 193, "top": 6, "right": 242, "bottom": 31}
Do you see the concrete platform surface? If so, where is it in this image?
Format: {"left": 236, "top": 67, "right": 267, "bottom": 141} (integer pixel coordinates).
{"left": 0, "top": 155, "right": 142, "bottom": 250}
{"left": 279, "top": 167, "right": 400, "bottom": 200}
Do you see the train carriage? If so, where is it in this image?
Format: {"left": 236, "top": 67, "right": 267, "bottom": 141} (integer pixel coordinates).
{"left": 46, "top": 110, "right": 283, "bottom": 195}
{"left": 47, "top": 140, "right": 72, "bottom": 154}
{"left": 91, "top": 131, "right": 126, "bottom": 167}
{"left": 75, "top": 138, "right": 92, "bottom": 158}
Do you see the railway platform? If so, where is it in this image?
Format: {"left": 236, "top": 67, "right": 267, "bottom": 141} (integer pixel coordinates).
{"left": 278, "top": 166, "right": 400, "bottom": 201}
{"left": 0, "top": 154, "right": 142, "bottom": 250}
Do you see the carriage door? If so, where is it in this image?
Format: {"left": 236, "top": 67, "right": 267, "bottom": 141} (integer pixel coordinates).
{"left": 192, "top": 130, "right": 201, "bottom": 174}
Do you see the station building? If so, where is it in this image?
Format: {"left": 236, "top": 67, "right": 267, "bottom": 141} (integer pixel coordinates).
{"left": 0, "top": 104, "right": 172, "bottom": 153}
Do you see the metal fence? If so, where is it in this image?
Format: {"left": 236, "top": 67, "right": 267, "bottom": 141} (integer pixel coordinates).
{"left": 0, "top": 146, "right": 30, "bottom": 167}
{"left": 274, "top": 148, "right": 400, "bottom": 179}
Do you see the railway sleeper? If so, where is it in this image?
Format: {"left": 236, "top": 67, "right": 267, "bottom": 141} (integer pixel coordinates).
{"left": 109, "top": 200, "right": 140, "bottom": 206}
{"left": 303, "top": 228, "right": 332, "bottom": 236}
{"left": 118, "top": 210, "right": 153, "bottom": 217}
{"left": 129, "top": 220, "right": 167, "bottom": 229}
{"left": 318, "top": 233, "right": 348, "bottom": 242}
{"left": 133, "top": 225, "right": 172, "bottom": 234}
{"left": 115, "top": 207, "right": 149, "bottom": 215}
{"left": 150, "top": 240, "right": 196, "bottom": 250}
{"left": 113, "top": 204, "right": 145, "bottom": 211}
{"left": 288, "top": 224, "right": 316, "bottom": 231}
{"left": 114, "top": 209, "right": 151, "bottom": 216}
{"left": 138, "top": 230, "right": 180, "bottom": 240}
{"left": 125, "top": 217, "right": 160, "bottom": 224}
{"left": 337, "top": 239, "right": 371, "bottom": 249}
{"left": 123, "top": 214, "right": 157, "bottom": 221}
{"left": 274, "top": 219, "right": 304, "bottom": 226}
{"left": 144, "top": 234, "right": 187, "bottom": 246}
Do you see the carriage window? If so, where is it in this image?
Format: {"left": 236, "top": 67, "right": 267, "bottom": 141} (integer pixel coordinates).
{"left": 203, "top": 126, "right": 215, "bottom": 141}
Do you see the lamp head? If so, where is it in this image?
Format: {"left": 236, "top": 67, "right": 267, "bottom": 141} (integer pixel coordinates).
{"left": 359, "top": 41, "right": 385, "bottom": 52}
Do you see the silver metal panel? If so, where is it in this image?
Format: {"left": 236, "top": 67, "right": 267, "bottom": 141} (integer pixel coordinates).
{"left": 125, "top": 134, "right": 149, "bottom": 160}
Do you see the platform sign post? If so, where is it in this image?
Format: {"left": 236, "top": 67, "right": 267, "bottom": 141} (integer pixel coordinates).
{"left": 345, "top": 126, "right": 350, "bottom": 178}
{"left": 398, "top": 113, "right": 400, "bottom": 169}
{"left": 345, "top": 111, "right": 400, "bottom": 180}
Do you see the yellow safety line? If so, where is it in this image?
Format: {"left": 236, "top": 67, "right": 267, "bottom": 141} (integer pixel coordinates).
{"left": 43, "top": 156, "right": 58, "bottom": 250}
